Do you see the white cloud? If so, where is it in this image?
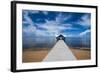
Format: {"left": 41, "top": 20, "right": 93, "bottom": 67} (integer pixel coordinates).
{"left": 23, "top": 11, "right": 36, "bottom": 33}
{"left": 78, "top": 14, "right": 91, "bottom": 27}
{"left": 79, "top": 29, "right": 90, "bottom": 36}
{"left": 62, "top": 23, "right": 72, "bottom": 27}
{"left": 23, "top": 11, "right": 35, "bottom": 26}
{"left": 42, "top": 11, "right": 48, "bottom": 15}
{"left": 35, "top": 30, "right": 46, "bottom": 36}
{"left": 30, "top": 10, "right": 39, "bottom": 14}
{"left": 55, "top": 13, "right": 71, "bottom": 23}
{"left": 39, "top": 19, "right": 69, "bottom": 35}
{"left": 23, "top": 25, "right": 36, "bottom": 33}
{"left": 35, "top": 29, "right": 51, "bottom": 36}
{"left": 22, "top": 21, "right": 28, "bottom": 24}
{"left": 23, "top": 11, "right": 73, "bottom": 35}
{"left": 55, "top": 13, "right": 62, "bottom": 23}
{"left": 55, "top": 33, "right": 75, "bottom": 37}
{"left": 23, "top": 11, "right": 84, "bottom": 37}
{"left": 45, "top": 19, "right": 59, "bottom": 25}
{"left": 37, "top": 16, "right": 76, "bottom": 36}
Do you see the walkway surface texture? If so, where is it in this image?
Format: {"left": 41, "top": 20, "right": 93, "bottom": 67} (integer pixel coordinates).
{"left": 43, "top": 40, "right": 76, "bottom": 62}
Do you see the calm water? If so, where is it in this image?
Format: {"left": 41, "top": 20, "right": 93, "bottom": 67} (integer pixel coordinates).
{"left": 23, "top": 36, "right": 91, "bottom": 49}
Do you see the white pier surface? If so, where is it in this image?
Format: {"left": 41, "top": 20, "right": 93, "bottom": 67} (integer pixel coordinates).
{"left": 43, "top": 40, "right": 76, "bottom": 62}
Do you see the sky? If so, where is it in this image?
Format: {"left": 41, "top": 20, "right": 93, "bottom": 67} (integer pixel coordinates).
{"left": 22, "top": 10, "right": 91, "bottom": 37}
{"left": 22, "top": 10, "right": 91, "bottom": 48}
